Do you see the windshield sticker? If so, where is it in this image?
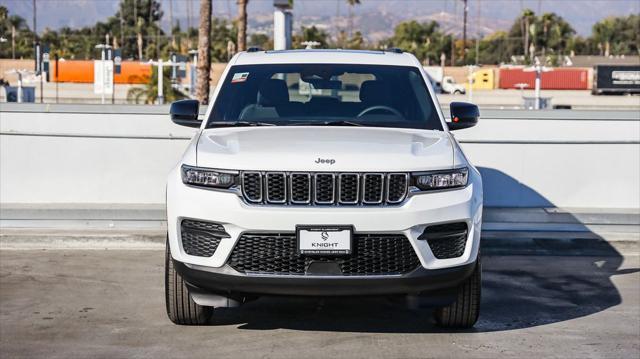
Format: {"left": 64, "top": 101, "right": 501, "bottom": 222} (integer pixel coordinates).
{"left": 231, "top": 72, "right": 250, "bottom": 83}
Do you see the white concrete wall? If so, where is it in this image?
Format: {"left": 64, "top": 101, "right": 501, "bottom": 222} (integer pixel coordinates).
{"left": 1, "top": 105, "right": 639, "bottom": 209}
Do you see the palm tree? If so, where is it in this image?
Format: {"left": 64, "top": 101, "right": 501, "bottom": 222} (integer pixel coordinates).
{"left": 346, "top": 0, "right": 361, "bottom": 38}
{"left": 519, "top": 9, "right": 535, "bottom": 58}
{"left": 136, "top": 17, "right": 144, "bottom": 60}
{"left": 196, "top": 0, "right": 212, "bottom": 104}
{"left": 8, "top": 15, "right": 25, "bottom": 59}
{"left": 593, "top": 18, "right": 615, "bottom": 57}
{"left": 127, "top": 67, "right": 187, "bottom": 104}
{"left": 237, "top": 0, "right": 248, "bottom": 52}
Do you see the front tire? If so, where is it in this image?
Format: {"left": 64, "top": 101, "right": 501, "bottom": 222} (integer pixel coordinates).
{"left": 165, "top": 239, "right": 213, "bottom": 325}
{"left": 433, "top": 260, "right": 481, "bottom": 328}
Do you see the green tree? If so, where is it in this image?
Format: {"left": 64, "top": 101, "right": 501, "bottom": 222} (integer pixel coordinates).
{"left": 293, "top": 26, "right": 330, "bottom": 49}
{"left": 592, "top": 15, "right": 639, "bottom": 56}
{"left": 0, "top": 6, "right": 35, "bottom": 59}
{"left": 210, "top": 18, "right": 237, "bottom": 62}
{"left": 249, "top": 33, "right": 271, "bottom": 50}
{"left": 466, "top": 31, "right": 512, "bottom": 65}
{"left": 110, "top": 0, "right": 164, "bottom": 60}
{"left": 385, "top": 21, "right": 448, "bottom": 64}
{"left": 506, "top": 9, "right": 575, "bottom": 62}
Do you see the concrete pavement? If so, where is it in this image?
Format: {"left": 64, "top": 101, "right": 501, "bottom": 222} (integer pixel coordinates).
{"left": 1, "top": 249, "right": 638, "bottom": 358}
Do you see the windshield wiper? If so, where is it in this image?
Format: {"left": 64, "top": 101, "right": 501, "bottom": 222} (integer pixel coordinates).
{"left": 208, "top": 121, "right": 277, "bottom": 128}
{"left": 290, "top": 120, "right": 364, "bottom": 127}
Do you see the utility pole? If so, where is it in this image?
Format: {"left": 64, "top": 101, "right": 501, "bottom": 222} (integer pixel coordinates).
{"left": 33, "top": 0, "right": 44, "bottom": 103}
{"left": 461, "top": 0, "right": 468, "bottom": 64}
{"left": 54, "top": 54, "right": 59, "bottom": 103}
{"left": 32, "top": 0, "right": 36, "bottom": 43}
{"left": 450, "top": 34, "right": 455, "bottom": 66}
{"left": 119, "top": 4, "right": 124, "bottom": 50}
{"left": 169, "top": 0, "right": 174, "bottom": 49}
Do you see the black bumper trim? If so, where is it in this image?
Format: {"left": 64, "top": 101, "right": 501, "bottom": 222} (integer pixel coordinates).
{"left": 173, "top": 260, "right": 476, "bottom": 297}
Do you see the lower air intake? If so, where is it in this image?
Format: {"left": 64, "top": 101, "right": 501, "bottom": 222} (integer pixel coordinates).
{"left": 419, "top": 222, "right": 469, "bottom": 259}
{"left": 180, "top": 219, "right": 230, "bottom": 257}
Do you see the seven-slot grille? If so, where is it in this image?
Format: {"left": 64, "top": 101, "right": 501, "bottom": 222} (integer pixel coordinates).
{"left": 241, "top": 172, "right": 409, "bottom": 205}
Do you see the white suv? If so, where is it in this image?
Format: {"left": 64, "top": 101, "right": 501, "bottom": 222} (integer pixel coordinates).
{"left": 165, "top": 49, "right": 483, "bottom": 328}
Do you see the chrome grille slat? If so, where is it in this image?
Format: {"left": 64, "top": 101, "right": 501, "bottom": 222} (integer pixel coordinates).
{"left": 338, "top": 173, "right": 360, "bottom": 204}
{"left": 240, "top": 171, "right": 408, "bottom": 206}
{"left": 241, "top": 172, "right": 262, "bottom": 203}
{"left": 314, "top": 173, "right": 336, "bottom": 204}
{"left": 362, "top": 173, "right": 384, "bottom": 204}
{"left": 265, "top": 172, "right": 287, "bottom": 203}
{"left": 386, "top": 173, "right": 409, "bottom": 203}
{"left": 289, "top": 173, "right": 311, "bottom": 204}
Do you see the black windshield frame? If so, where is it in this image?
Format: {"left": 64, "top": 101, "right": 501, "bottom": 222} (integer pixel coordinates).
{"left": 206, "top": 64, "right": 443, "bottom": 131}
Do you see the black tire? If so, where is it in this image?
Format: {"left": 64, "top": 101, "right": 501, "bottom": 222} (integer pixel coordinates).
{"left": 165, "top": 240, "right": 213, "bottom": 325}
{"left": 453, "top": 90, "right": 461, "bottom": 95}
{"left": 433, "top": 259, "right": 481, "bottom": 328}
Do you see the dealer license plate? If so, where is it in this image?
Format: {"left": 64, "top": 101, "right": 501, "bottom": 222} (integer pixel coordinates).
{"left": 297, "top": 226, "right": 352, "bottom": 255}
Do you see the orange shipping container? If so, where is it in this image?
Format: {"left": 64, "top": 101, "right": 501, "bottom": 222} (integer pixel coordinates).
{"left": 499, "top": 68, "right": 590, "bottom": 90}
{"left": 51, "top": 60, "right": 152, "bottom": 84}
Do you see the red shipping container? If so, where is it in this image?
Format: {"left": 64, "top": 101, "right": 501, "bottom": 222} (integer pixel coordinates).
{"left": 499, "top": 68, "right": 589, "bottom": 90}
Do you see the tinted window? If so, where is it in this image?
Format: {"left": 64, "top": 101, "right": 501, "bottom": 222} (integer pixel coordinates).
{"left": 208, "top": 64, "right": 442, "bottom": 131}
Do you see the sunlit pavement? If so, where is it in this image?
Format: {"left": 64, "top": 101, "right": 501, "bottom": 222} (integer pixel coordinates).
{"left": 0, "top": 249, "right": 638, "bottom": 358}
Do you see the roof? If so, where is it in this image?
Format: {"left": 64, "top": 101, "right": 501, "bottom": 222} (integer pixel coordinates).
{"left": 233, "top": 49, "right": 421, "bottom": 67}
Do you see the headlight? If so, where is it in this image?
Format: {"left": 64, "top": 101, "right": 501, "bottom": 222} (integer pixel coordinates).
{"left": 181, "top": 165, "right": 237, "bottom": 188}
{"left": 412, "top": 167, "right": 468, "bottom": 190}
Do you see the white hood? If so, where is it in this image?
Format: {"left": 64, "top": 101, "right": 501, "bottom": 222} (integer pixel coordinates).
{"left": 196, "top": 126, "right": 453, "bottom": 172}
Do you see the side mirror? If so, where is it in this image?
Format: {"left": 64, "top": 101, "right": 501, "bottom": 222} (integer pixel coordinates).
{"left": 448, "top": 102, "right": 479, "bottom": 131}
{"left": 170, "top": 99, "right": 201, "bottom": 128}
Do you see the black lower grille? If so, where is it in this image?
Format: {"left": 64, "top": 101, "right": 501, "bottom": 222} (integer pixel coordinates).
{"left": 419, "top": 222, "right": 468, "bottom": 259}
{"left": 180, "top": 219, "right": 230, "bottom": 257}
{"left": 228, "top": 233, "right": 420, "bottom": 276}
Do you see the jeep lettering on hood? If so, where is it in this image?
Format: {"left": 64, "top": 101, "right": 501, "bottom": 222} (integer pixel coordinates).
{"left": 315, "top": 158, "right": 336, "bottom": 165}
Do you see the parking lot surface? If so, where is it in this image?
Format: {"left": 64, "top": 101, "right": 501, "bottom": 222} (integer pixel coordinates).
{"left": 1, "top": 249, "right": 638, "bottom": 358}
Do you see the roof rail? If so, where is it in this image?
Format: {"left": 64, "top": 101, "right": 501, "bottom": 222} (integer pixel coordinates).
{"left": 247, "top": 47, "right": 263, "bottom": 53}
{"left": 386, "top": 48, "right": 404, "bottom": 54}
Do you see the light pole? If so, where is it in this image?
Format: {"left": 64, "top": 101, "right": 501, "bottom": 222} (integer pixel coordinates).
{"left": 188, "top": 49, "right": 198, "bottom": 97}
{"left": 5, "top": 69, "right": 32, "bottom": 103}
{"left": 147, "top": 59, "right": 181, "bottom": 105}
{"left": 523, "top": 57, "right": 552, "bottom": 110}
{"left": 95, "top": 44, "right": 112, "bottom": 104}
{"left": 466, "top": 65, "right": 477, "bottom": 102}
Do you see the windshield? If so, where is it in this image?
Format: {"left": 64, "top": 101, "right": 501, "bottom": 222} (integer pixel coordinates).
{"left": 207, "top": 64, "right": 443, "bottom": 131}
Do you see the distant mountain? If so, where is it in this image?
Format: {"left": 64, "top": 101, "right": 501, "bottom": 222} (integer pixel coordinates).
{"left": 2, "top": 0, "right": 639, "bottom": 40}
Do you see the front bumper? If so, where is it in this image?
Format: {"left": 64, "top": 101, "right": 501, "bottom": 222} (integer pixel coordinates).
{"left": 167, "top": 164, "right": 483, "bottom": 293}
{"left": 175, "top": 260, "right": 477, "bottom": 297}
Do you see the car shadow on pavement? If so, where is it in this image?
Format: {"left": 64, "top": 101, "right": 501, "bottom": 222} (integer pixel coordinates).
{"left": 207, "top": 168, "right": 637, "bottom": 333}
